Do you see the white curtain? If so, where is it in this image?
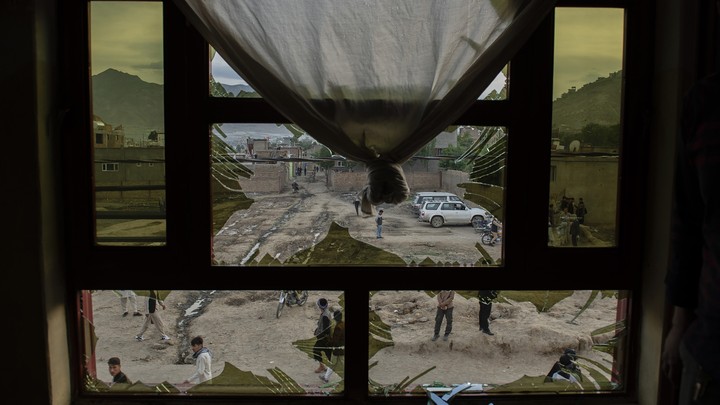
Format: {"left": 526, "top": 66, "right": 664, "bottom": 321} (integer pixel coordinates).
{"left": 175, "top": 0, "right": 555, "bottom": 212}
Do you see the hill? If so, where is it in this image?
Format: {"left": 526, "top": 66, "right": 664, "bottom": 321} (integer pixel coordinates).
{"left": 91, "top": 69, "right": 164, "bottom": 138}
{"left": 220, "top": 82, "right": 255, "bottom": 97}
{"left": 552, "top": 71, "right": 622, "bottom": 134}
{"left": 92, "top": 68, "right": 622, "bottom": 141}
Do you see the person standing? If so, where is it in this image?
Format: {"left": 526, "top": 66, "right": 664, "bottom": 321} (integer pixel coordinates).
{"left": 313, "top": 298, "right": 332, "bottom": 374}
{"left": 557, "top": 207, "right": 573, "bottom": 246}
{"left": 661, "top": 67, "right": 720, "bottom": 404}
{"left": 353, "top": 196, "right": 360, "bottom": 216}
{"left": 107, "top": 357, "right": 131, "bottom": 386}
{"left": 321, "top": 309, "right": 345, "bottom": 383}
{"left": 375, "top": 209, "right": 384, "bottom": 238}
{"left": 489, "top": 217, "right": 502, "bottom": 246}
{"left": 569, "top": 217, "right": 581, "bottom": 247}
{"left": 548, "top": 204, "right": 557, "bottom": 246}
{"left": 478, "top": 290, "right": 499, "bottom": 335}
{"left": 135, "top": 290, "right": 170, "bottom": 341}
{"left": 118, "top": 290, "right": 142, "bottom": 317}
{"left": 183, "top": 336, "right": 212, "bottom": 384}
{"left": 432, "top": 290, "right": 454, "bottom": 341}
{"left": 576, "top": 198, "right": 588, "bottom": 224}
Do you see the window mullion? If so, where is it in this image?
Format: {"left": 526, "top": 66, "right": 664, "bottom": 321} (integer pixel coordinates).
{"left": 164, "top": 0, "right": 212, "bottom": 275}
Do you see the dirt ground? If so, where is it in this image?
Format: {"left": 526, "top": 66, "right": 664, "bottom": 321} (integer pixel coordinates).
{"left": 90, "top": 172, "right": 620, "bottom": 395}
{"left": 212, "top": 171, "right": 502, "bottom": 266}
{"left": 91, "top": 289, "right": 619, "bottom": 395}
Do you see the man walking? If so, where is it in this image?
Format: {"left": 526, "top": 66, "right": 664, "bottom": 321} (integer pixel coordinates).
{"left": 375, "top": 209, "right": 384, "bottom": 238}
{"left": 478, "top": 290, "right": 499, "bottom": 335}
{"left": 135, "top": 290, "right": 170, "bottom": 341}
{"left": 353, "top": 196, "right": 360, "bottom": 216}
{"left": 321, "top": 309, "right": 345, "bottom": 383}
{"left": 432, "top": 290, "right": 454, "bottom": 341}
{"left": 313, "top": 298, "right": 333, "bottom": 374}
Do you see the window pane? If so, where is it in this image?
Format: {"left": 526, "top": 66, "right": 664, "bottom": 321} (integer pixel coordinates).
{"left": 90, "top": 1, "right": 166, "bottom": 246}
{"left": 81, "top": 290, "right": 344, "bottom": 395}
{"left": 549, "top": 8, "right": 623, "bottom": 247}
{"left": 479, "top": 67, "right": 508, "bottom": 100}
{"left": 369, "top": 290, "right": 628, "bottom": 396}
{"left": 211, "top": 125, "right": 505, "bottom": 266}
{"left": 210, "top": 50, "right": 261, "bottom": 98}
{"left": 209, "top": 52, "right": 507, "bottom": 101}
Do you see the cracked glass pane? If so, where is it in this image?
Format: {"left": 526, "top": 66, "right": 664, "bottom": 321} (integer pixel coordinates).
{"left": 211, "top": 124, "right": 505, "bottom": 266}
{"left": 81, "top": 290, "right": 345, "bottom": 395}
{"left": 368, "top": 290, "right": 629, "bottom": 397}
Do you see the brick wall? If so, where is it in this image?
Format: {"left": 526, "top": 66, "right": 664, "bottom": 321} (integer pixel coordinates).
{"left": 237, "top": 163, "right": 290, "bottom": 193}
{"left": 439, "top": 170, "right": 470, "bottom": 196}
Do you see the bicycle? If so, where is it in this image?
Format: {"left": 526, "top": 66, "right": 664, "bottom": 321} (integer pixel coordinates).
{"left": 276, "top": 290, "right": 309, "bottom": 318}
{"left": 475, "top": 220, "right": 501, "bottom": 245}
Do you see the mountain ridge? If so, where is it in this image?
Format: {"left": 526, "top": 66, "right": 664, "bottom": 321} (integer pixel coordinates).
{"left": 552, "top": 71, "right": 622, "bottom": 134}
{"left": 92, "top": 69, "right": 164, "bottom": 137}
{"left": 91, "top": 68, "right": 622, "bottom": 140}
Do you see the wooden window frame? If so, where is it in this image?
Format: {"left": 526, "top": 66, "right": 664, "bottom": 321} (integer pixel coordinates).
{"left": 61, "top": 0, "right": 654, "bottom": 403}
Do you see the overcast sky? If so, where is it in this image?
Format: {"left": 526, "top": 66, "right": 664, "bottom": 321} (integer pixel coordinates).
{"left": 91, "top": 3, "right": 623, "bottom": 100}
{"left": 90, "top": 2, "right": 164, "bottom": 84}
{"left": 553, "top": 8, "right": 624, "bottom": 99}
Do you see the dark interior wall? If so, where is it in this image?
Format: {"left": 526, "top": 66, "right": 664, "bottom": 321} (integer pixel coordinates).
{"left": 3, "top": 0, "right": 69, "bottom": 403}
{"left": 639, "top": 0, "right": 684, "bottom": 402}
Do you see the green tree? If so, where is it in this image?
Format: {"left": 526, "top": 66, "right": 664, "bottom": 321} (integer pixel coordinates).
{"left": 295, "top": 136, "right": 316, "bottom": 151}
{"left": 580, "top": 122, "right": 620, "bottom": 148}
{"left": 557, "top": 123, "right": 620, "bottom": 150}
{"left": 314, "top": 146, "right": 336, "bottom": 170}
{"left": 439, "top": 131, "right": 475, "bottom": 171}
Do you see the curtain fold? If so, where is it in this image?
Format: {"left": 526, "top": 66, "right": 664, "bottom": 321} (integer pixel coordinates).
{"left": 174, "top": 0, "right": 556, "bottom": 211}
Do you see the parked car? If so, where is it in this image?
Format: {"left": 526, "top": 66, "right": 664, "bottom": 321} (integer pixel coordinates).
{"left": 419, "top": 201, "right": 492, "bottom": 228}
{"left": 410, "top": 192, "right": 464, "bottom": 214}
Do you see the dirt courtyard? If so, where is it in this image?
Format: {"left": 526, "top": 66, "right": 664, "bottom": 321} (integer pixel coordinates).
{"left": 211, "top": 171, "right": 502, "bottom": 266}
{"left": 90, "top": 289, "right": 621, "bottom": 396}
{"left": 89, "top": 172, "right": 622, "bottom": 397}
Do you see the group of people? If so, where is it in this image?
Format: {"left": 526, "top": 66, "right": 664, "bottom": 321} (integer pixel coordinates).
{"left": 312, "top": 298, "right": 345, "bottom": 384}
{"left": 110, "top": 290, "right": 212, "bottom": 388}
{"left": 549, "top": 196, "right": 587, "bottom": 246}
{"left": 432, "top": 290, "right": 500, "bottom": 341}
{"left": 114, "top": 291, "right": 346, "bottom": 388}
{"left": 117, "top": 290, "right": 170, "bottom": 341}
{"left": 349, "top": 192, "right": 384, "bottom": 239}
{"left": 105, "top": 335, "right": 212, "bottom": 388}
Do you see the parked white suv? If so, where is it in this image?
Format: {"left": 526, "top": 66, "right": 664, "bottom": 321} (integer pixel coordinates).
{"left": 410, "top": 192, "right": 463, "bottom": 214}
{"left": 419, "top": 201, "right": 492, "bottom": 228}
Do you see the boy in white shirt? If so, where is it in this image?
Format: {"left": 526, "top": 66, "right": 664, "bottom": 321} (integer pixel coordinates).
{"left": 183, "top": 336, "right": 212, "bottom": 384}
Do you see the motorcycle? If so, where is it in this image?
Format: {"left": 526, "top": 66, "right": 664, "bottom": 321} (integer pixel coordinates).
{"left": 276, "top": 290, "right": 309, "bottom": 318}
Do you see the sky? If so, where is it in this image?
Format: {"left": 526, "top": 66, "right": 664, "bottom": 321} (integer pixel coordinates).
{"left": 553, "top": 8, "right": 624, "bottom": 99}
{"left": 90, "top": 3, "right": 624, "bottom": 100}
{"left": 90, "top": 2, "right": 164, "bottom": 84}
